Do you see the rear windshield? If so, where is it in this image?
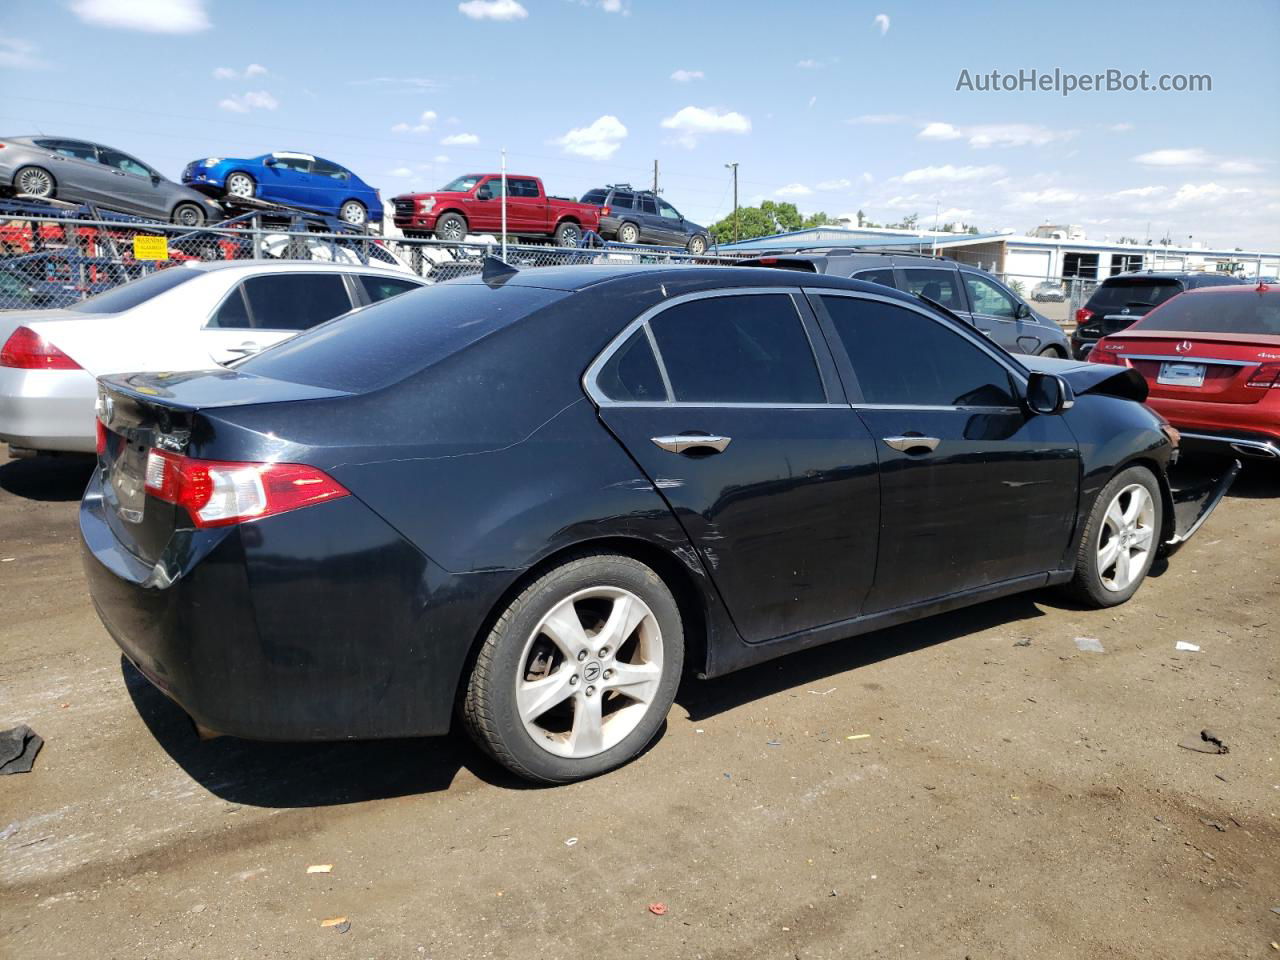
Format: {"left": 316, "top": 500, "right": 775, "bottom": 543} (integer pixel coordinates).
{"left": 70, "top": 266, "right": 199, "bottom": 314}
{"left": 1086, "top": 279, "right": 1181, "bottom": 314}
{"left": 580, "top": 189, "right": 608, "bottom": 205}
{"left": 1132, "top": 291, "right": 1280, "bottom": 336}
{"left": 237, "top": 281, "right": 569, "bottom": 393}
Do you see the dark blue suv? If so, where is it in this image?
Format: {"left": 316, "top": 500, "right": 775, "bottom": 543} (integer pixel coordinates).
{"left": 580, "top": 185, "right": 711, "bottom": 254}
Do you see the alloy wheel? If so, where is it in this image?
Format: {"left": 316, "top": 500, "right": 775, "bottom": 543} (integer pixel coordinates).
{"left": 226, "top": 174, "right": 254, "bottom": 198}
{"left": 340, "top": 201, "right": 366, "bottom": 225}
{"left": 1096, "top": 483, "right": 1155, "bottom": 592}
{"left": 18, "top": 168, "right": 53, "bottom": 197}
{"left": 515, "top": 586, "right": 664, "bottom": 758}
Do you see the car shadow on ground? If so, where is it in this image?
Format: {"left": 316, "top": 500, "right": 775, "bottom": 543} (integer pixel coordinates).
{"left": 0, "top": 453, "right": 94, "bottom": 502}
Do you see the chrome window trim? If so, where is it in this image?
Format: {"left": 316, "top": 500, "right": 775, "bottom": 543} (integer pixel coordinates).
{"left": 851, "top": 404, "right": 1024, "bottom": 413}
{"left": 1119, "top": 353, "right": 1255, "bottom": 367}
{"left": 803, "top": 286, "right": 1031, "bottom": 389}
{"left": 582, "top": 287, "right": 833, "bottom": 408}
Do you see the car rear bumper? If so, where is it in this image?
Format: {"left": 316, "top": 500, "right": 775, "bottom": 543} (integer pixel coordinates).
{"left": 0, "top": 367, "right": 97, "bottom": 453}
{"left": 1145, "top": 395, "right": 1279, "bottom": 456}
{"left": 1178, "top": 431, "right": 1280, "bottom": 459}
{"left": 80, "top": 473, "right": 509, "bottom": 741}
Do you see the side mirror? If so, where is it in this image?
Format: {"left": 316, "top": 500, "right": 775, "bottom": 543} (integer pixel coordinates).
{"left": 1026, "top": 372, "right": 1073, "bottom": 415}
{"left": 1016, "top": 302, "right": 1031, "bottom": 320}
{"left": 475, "top": 186, "right": 493, "bottom": 200}
{"left": 151, "top": 174, "right": 161, "bottom": 185}
{"left": 264, "top": 157, "right": 277, "bottom": 167}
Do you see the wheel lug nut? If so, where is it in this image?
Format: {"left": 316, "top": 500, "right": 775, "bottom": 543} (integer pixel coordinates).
{"left": 586, "top": 686, "right": 596, "bottom": 697}
{"left": 569, "top": 675, "right": 579, "bottom": 685}
{"left": 603, "top": 669, "right": 613, "bottom": 679}
{"left": 598, "top": 646, "right": 610, "bottom": 657}
{"left": 577, "top": 651, "right": 587, "bottom": 661}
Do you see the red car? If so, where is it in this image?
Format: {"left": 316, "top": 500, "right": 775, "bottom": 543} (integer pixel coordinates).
{"left": 1090, "top": 283, "right": 1280, "bottom": 460}
{"left": 391, "top": 173, "right": 600, "bottom": 247}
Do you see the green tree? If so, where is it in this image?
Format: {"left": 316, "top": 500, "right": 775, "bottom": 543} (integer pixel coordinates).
{"left": 710, "top": 201, "right": 822, "bottom": 242}
{"left": 802, "top": 211, "right": 838, "bottom": 228}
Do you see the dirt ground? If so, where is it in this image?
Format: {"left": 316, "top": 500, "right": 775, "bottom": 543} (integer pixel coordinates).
{"left": 1, "top": 445, "right": 1277, "bottom": 960}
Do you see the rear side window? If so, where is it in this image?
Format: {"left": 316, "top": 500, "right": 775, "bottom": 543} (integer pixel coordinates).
{"left": 241, "top": 273, "right": 353, "bottom": 330}
{"left": 853, "top": 268, "right": 896, "bottom": 288}
{"left": 358, "top": 275, "right": 422, "bottom": 303}
{"left": 209, "top": 286, "right": 251, "bottom": 328}
{"left": 639, "top": 196, "right": 657, "bottom": 214}
{"left": 34, "top": 138, "right": 97, "bottom": 161}
{"left": 508, "top": 178, "right": 540, "bottom": 198}
{"left": 312, "top": 159, "right": 348, "bottom": 180}
{"left": 1087, "top": 279, "right": 1181, "bottom": 313}
{"left": 595, "top": 329, "right": 666, "bottom": 402}
{"left": 900, "top": 268, "right": 965, "bottom": 311}
{"left": 239, "top": 283, "right": 569, "bottom": 393}
{"left": 611, "top": 192, "right": 635, "bottom": 209}
{"left": 647, "top": 294, "right": 824, "bottom": 404}
{"left": 70, "top": 266, "right": 199, "bottom": 314}
{"left": 821, "top": 296, "right": 1016, "bottom": 408}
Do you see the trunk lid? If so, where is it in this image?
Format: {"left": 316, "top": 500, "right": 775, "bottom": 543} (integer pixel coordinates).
{"left": 1094, "top": 332, "right": 1280, "bottom": 405}
{"left": 95, "top": 371, "right": 350, "bottom": 564}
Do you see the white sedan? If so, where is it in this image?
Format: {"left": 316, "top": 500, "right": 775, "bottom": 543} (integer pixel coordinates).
{"left": 0, "top": 261, "right": 426, "bottom": 454}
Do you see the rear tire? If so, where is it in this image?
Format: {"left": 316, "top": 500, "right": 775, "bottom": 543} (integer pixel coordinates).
{"left": 1038, "top": 345, "right": 1066, "bottom": 358}
{"left": 339, "top": 200, "right": 367, "bottom": 226}
{"left": 616, "top": 222, "right": 640, "bottom": 244}
{"left": 171, "top": 203, "right": 205, "bottom": 227}
{"left": 14, "top": 166, "right": 55, "bottom": 199}
{"left": 687, "top": 234, "right": 708, "bottom": 255}
{"left": 463, "top": 553, "right": 684, "bottom": 784}
{"left": 435, "top": 212, "right": 467, "bottom": 242}
{"left": 1065, "top": 465, "right": 1163, "bottom": 608}
{"left": 553, "top": 220, "right": 581, "bottom": 248}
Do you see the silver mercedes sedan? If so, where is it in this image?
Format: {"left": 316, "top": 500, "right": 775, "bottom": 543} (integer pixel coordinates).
{"left": 0, "top": 136, "right": 222, "bottom": 226}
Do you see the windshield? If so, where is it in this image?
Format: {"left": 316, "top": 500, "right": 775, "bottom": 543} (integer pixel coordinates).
{"left": 440, "top": 175, "right": 482, "bottom": 193}
{"left": 1132, "top": 291, "right": 1280, "bottom": 336}
{"left": 70, "top": 267, "right": 200, "bottom": 314}
{"left": 1086, "top": 279, "right": 1181, "bottom": 314}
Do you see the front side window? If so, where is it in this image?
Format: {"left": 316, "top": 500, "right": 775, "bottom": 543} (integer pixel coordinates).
{"left": 271, "top": 155, "right": 313, "bottom": 174}
{"left": 964, "top": 273, "right": 1017, "bottom": 318}
{"left": 658, "top": 200, "right": 681, "bottom": 220}
{"left": 899, "top": 268, "right": 965, "bottom": 311}
{"left": 358, "top": 275, "right": 422, "bottom": 303}
{"left": 97, "top": 148, "right": 150, "bottom": 177}
{"left": 647, "top": 294, "right": 824, "bottom": 404}
{"left": 821, "top": 296, "right": 1016, "bottom": 408}
{"left": 241, "top": 273, "right": 352, "bottom": 330}
{"left": 595, "top": 329, "right": 666, "bottom": 402}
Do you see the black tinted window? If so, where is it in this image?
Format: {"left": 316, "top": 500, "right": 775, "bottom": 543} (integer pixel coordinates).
{"left": 900, "top": 268, "right": 964, "bottom": 310}
{"left": 359, "top": 275, "right": 421, "bottom": 303}
{"left": 611, "top": 192, "right": 634, "bottom": 209}
{"left": 639, "top": 196, "right": 657, "bottom": 214}
{"left": 648, "top": 294, "right": 823, "bottom": 404}
{"left": 581, "top": 189, "right": 608, "bottom": 205}
{"left": 209, "top": 287, "right": 251, "bottom": 328}
{"left": 239, "top": 283, "right": 568, "bottom": 393}
{"left": 242, "top": 273, "right": 352, "bottom": 330}
{"left": 509, "top": 178, "right": 540, "bottom": 198}
{"left": 1087, "top": 279, "right": 1181, "bottom": 313}
{"left": 822, "top": 296, "right": 1016, "bottom": 407}
{"left": 853, "top": 268, "right": 896, "bottom": 288}
{"left": 35, "top": 139, "right": 97, "bottom": 161}
{"left": 1132, "top": 292, "right": 1280, "bottom": 335}
{"left": 70, "top": 266, "right": 199, "bottom": 313}
{"left": 596, "top": 329, "right": 666, "bottom": 402}
{"left": 312, "top": 159, "right": 348, "bottom": 179}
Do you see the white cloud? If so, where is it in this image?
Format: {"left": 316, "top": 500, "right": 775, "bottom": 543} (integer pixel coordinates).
{"left": 1108, "top": 185, "right": 1166, "bottom": 199}
{"left": 1168, "top": 182, "right": 1250, "bottom": 208}
{"left": 597, "top": 0, "right": 626, "bottom": 11}
{"left": 349, "top": 76, "right": 438, "bottom": 90}
{"left": 1217, "top": 159, "right": 1263, "bottom": 175}
{"left": 796, "top": 58, "right": 822, "bottom": 69}
{"left": 244, "top": 63, "right": 267, "bottom": 77}
{"left": 776, "top": 183, "right": 813, "bottom": 197}
{"left": 217, "top": 90, "right": 278, "bottom": 113}
{"left": 212, "top": 66, "right": 236, "bottom": 79}
{"left": 933, "top": 207, "right": 975, "bottom": 224}
{"left": 1108, "top": 122, "right": 1134, "bottom": 133}
{"left": 70, "top": 0, "right": 210, "bottom": 33}
{"left": 807, "top": 95, "right": 817, "bottom": 109}
{"left": 0, "top": 36, "right": 48, "bottom": 70}
{"left": 670, "top": 68, "right": 703, "bottom": 83}
{"left": 816, "top": 178, "right": 851, "bottom": 191}
{"left": 441, "top": 132, "right": 479, "bottom": 146}
{"left": 660, "top": 105, "right": 751, "bottom": 147}
{"left": 1012, "top": 187, "right": 1085, "bottom": 206}
{"left": 391, "top": 110, "right": 438, "bottom": 134}
{"left": 389, "top": 167, "right": 414, "bottom": 178}
{"left": 434, "top": 154, "right": 450, "bottom": 163}
{"left": 850, "top": 114, "right": 907, "bottom": 125}
{"left": 873, "top": 13, "right": 890, "bottom": 35}
{"left": 898, "top": 164, "right": 1006, "bottom": 184}
{"left": 918, "top": 121, "right": 1074, "bottom": 148}
{"left": 458, "top": 0, "right": 527, "bottom": 20}
{"left": 213, "top": 63, "right": 268, "bottom": 80}
{"left": 1133, "top": 147, "right": 1264, "bottom": 175}
{"left": 553, "top": 114, "right": 627, "bottom": 160}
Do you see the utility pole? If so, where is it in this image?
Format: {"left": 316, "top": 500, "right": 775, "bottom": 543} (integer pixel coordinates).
{"left": 652, "top": 159, "right": 659, "bottom": 194}
{"left": 724, "top": 162, "right": 739, "bottom": 243}
{"left": 500, "top": 147, "right": 507, "bottom": 261}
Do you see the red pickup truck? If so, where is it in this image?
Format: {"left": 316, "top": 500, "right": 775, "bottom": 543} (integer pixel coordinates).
{"left": 392, "top": 173, "right": 600, "bottom": 246}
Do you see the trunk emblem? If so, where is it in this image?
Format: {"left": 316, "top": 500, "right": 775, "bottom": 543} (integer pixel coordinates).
{"left": 1175, "top": 341, "right": 1193, "bottom": 353}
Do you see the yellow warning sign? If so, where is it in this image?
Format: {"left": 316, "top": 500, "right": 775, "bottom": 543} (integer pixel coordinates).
{"left": 133, "top": 235, "right": 169, "bottom": 261}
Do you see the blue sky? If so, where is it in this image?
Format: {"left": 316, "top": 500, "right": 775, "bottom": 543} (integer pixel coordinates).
{"left": 3, "top": 0, "right": 1278, "bottom": 247}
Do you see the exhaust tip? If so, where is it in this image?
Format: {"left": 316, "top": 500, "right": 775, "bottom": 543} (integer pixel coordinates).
{"left": 1229, "top": 442, "right": 1279, "bottom": 459}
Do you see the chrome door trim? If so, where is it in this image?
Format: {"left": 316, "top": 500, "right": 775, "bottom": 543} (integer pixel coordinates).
{"left": 1119, "top": 353, "right": 1254, "bottom": 367}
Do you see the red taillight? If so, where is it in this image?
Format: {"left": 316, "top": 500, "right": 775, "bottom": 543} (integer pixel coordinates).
{"left": 1089, "top": 344, "right": 1119, "bottom": 364}
{"left": 601, "top": 205, "right": 610, "bottom": 217}
{"left": 95, "top": 419, "right": 107, "bottom": 456}
{"left": 143, "top": 450, "right": 349, "bottom": 528}
{"left": 1075, "top": 307, "right": 1094, "bottom": 325}
{"left": 1246, "top": 362, "right": 1280, "bottom": 388}
{"left": 758, "top": 257, "right": 778, "bottom": 264}
{"left": 0, "top": 326, "right": 82, "bottom": 370}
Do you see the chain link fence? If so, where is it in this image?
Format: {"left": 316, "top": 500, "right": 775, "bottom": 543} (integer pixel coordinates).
{"left": 0, "top": 213, "right": 743, "bottom": 312}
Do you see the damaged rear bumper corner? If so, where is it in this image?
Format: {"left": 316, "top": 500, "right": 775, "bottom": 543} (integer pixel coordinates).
{"left": 1163, "top": 458, "right": 1241, "bottom": 550}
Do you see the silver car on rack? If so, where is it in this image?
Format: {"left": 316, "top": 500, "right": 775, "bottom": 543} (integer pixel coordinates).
{"left": 0, "top": 136, "right": 222, "bottom": 225}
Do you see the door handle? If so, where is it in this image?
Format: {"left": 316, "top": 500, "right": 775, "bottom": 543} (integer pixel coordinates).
{"left": 883, "top": 435, "right": 941, "bottom": 453}
{"left": 651, "top": 434, "right": 731, "bottom": 454}
{"left": 224, "top": 341, "right": 261, "bottom": 356}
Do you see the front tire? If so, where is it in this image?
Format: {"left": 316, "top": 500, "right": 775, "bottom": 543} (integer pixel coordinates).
{"left": 1065, "top": 465, "right": 1163, "bottom": 607}
{"left": 15, "top": 166, "right": 55, "bottom": 199}
{"left": 463, "top": 553, "right": 684, "bottom": 784}
{"left": 171, "top": 203, "right": 205, "bottom": 227}
{"left": 225, "top": 172, "right": 256, "bottom": 200}
{"left": 339, "top": 200, "right": 367, "bottom": 226}
{"left": 687, "top": 234, "right": 708, "bottom": 255}
{"left": 435, "top": 212, "right": 467, "bottom": 242}
{"left": 616, "top": 222, "right": 640, "bottom": 245}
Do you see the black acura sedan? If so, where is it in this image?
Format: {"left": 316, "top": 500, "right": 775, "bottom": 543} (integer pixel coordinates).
{"left": 81, "top": 264, "right": 1233, "bottom": 783}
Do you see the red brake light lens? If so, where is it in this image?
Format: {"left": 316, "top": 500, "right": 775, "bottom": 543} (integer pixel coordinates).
{"left": 1246, "top": 362, "right": 1280, "bottom": 388}
{"left": 143, "top": 450, "right": 349, "bottom": 528}
{"left": 601, "top": 205, "right": 610, "bottom": 216}
{"left": 1075, "top": 307, "right": 1094, "bottom": 325}
{"left": 95, "top": 419, "right": 107, "bottom": 456}
{"left": 0, "top": 326, "right": 82, "bottom": 370}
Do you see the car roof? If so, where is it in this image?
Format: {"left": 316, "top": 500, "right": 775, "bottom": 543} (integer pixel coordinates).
{"left": 1176, "top": 283, "right": 1279, "bottom": 297}
{"left": 1102, "top": 271, "right": 1227, "bottom": 282}
{"left": 179, "top": 260, "right": 418, "bottom": 279}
